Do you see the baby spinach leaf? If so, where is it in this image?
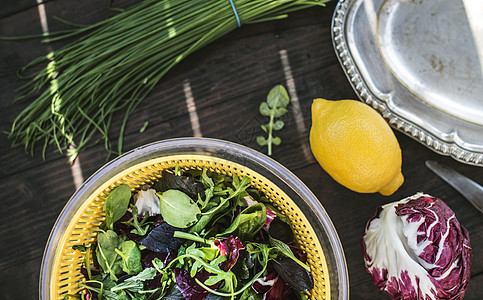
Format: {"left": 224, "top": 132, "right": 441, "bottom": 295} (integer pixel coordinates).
{"left": 217, "top": 203, "right": 266, "bottom": 241}
{"left": 115, "top": 240, "right": 143, "bottom": 275}
{"left": 96, "top": 230, "right": 122, "bottom": 280}
{"left": 139, "top": 222, "right": 185, "bottom": 253}
{"left": 256, "top": 85, "right": 290, "bottom": 156}
{"left": 158, "top": 189, "right": 201, "bottom": 228}
{"left": 154, "top": 170, "right": 205, "bottom": 200}
{"left": 104, "top": 184, "right": 131, "bottom": 230}
{"left": 271, "top": 257, "right": 314, "bottom": 292}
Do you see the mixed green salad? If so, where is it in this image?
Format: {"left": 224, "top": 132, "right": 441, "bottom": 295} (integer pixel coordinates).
{"left": 70, "top": 167, "right": 314, "bottom": 300}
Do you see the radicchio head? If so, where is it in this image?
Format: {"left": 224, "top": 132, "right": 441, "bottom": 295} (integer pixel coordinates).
{"left": 362, "top": 193, "right": 472, "bottom": 300}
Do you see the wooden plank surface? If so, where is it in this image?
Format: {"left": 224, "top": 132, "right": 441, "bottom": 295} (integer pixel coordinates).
{"left": 0, "top": 0, "right": 482, "bottom": 299}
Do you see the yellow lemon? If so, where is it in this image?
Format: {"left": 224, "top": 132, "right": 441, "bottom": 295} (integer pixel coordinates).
{"left": 309, "top": 98, "right": 403, "bottom": 196}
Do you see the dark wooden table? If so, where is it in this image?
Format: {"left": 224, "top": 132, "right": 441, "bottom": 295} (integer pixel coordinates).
{"left": 1, "top": 1, "right": 481, "bottom": 299}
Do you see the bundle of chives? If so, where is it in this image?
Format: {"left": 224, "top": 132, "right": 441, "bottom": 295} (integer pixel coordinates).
{"left": 8, "top": 0, "right": 329, "bottom": 160}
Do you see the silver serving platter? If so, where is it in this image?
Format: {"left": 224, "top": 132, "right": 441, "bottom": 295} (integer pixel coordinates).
{"left": 331, "top": 0, "right": 483, "bottom": 166}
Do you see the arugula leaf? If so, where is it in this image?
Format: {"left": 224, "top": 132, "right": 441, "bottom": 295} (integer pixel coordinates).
{"left": 110, "top": 267, "right": 157, "bottom": 292}
{"left": 200, "top": 168, "right": 215, "bottom": 209}
{"left": 201, "top": 175, "right": 251, "bottom": 216}
{"left": 257, "top": 85, "right": 290, "bottom": 155}
{"left": 80, "top": 276, "right": 117, "bottom": 300}
{"left": 158, "top": 189, "right": 201, "bottom": 228}
{"left": 121, "top": 204, "right": 149, "bottom": 236}
{"left": 268, "top": 236, "right": 311, "bottom": 273}
{"left": 103, "top": 184, "right": 131, "bottom": 230}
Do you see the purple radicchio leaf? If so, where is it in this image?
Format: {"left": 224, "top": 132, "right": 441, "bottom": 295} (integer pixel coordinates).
{"left": 362, "top": 193, "right": 472, "bottom": 300}
{"left": 288, "top": 244, "right": 307, "bottom": 263}
{"left": 252, "top": 271, "right": 278, "bottom": 294}
{"left": 213, "top": 236, "right": 245, "bottom": 271}
{"left": 263, "top": 207, "right": 277, "bottom": 228}
{"left": 264, "top": 275, "right": 295, "bottom": 300}
{"left": 174, "top": 268, "right": 219, "bottom": 300}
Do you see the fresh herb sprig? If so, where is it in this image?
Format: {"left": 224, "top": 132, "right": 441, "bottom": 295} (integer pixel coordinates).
{"left": 6, "top": 0, "right": 329, "bottom": 160}
{"left": 257, "top": 85, "right": 290, "bottom": 156}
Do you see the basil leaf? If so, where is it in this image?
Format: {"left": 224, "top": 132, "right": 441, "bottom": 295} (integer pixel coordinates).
{"left": 104, "top": 184, "right": 131, "bottom": 230}
{"left": 157, "top": 189, "right": 201, "bottom": 228}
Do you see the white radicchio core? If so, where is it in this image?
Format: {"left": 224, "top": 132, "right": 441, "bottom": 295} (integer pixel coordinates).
{"left": 362, "top": 193, "right": 472, "bottom": 300}
{"left": 134, "top": 188, "right": 160, "bottom": 216}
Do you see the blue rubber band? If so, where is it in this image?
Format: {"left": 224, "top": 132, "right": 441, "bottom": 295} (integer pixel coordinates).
{"left": 229, "top": 0, "right": 241, "bottom": 27}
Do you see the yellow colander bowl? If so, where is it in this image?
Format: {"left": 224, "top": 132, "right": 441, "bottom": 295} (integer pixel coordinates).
{"left": 40, "top": 138, "right": 348, "bottom": 299}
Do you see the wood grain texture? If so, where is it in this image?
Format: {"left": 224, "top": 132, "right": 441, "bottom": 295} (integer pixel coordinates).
{"left": 0, "top": 0, "right": 481, "bottom": 299}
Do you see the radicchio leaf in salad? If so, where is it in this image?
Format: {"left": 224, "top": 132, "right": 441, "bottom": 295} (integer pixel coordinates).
{"left": 362, "top": 193, "right": 472, "bottom": 300}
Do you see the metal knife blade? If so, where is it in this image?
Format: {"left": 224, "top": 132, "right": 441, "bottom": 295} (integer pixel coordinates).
{"left": 425, "top": 160, "right": 483, "bottom": 214}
